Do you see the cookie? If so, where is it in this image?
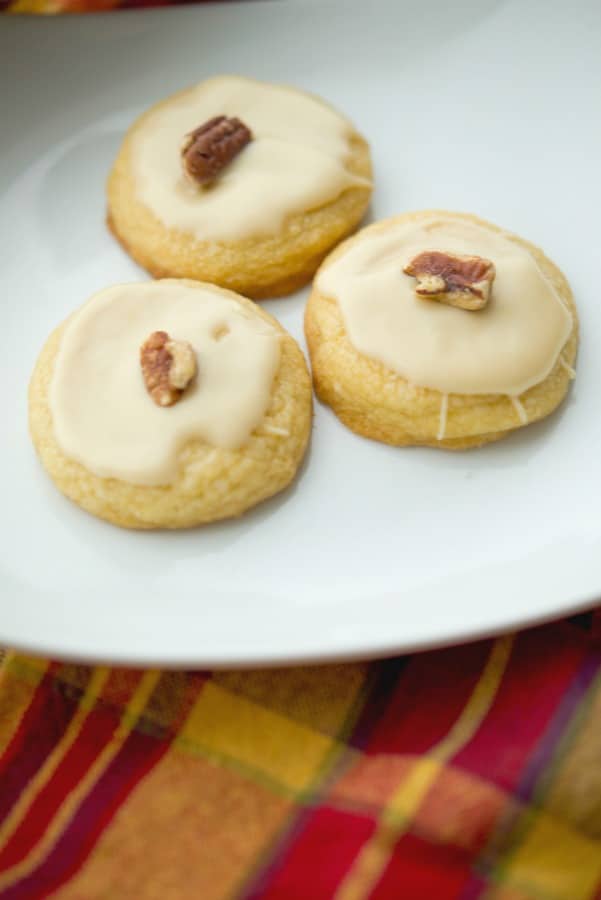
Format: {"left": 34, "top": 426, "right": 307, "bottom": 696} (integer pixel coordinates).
{"left": 107, "top": 75, "right": 373, "bottom": 299}
{"left": 29, "top": 280, "right": 312, "bottom": 529}
{"left": 305, "top": 211, "right": 578, "bottom": 449}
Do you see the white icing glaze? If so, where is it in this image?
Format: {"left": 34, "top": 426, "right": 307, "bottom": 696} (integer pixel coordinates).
{"left": 131, "top": 75, "right": 370, "bottom": 242}
{"left": 511, "top": 396, "right": 528, "bottom": 425}
{"left": 437, "top": 394, "right": 448, "bottom": 441}
{"left": 317, "top": 217, "right": 573, "bottom": 397}
{"left": 50, "top": 282, "right": 281, "bottom": 486}
{"left": 261, "top": 424, "right": 290, "bottom": 437}
{"left": 560, "top": 355, "right": 577, "bottom": 379}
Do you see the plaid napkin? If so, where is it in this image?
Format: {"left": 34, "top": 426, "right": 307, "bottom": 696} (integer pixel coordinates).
{"left": 1, "top": 617, "right": 601, "bottom": 899}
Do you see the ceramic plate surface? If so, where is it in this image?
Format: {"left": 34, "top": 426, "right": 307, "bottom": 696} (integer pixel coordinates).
{"left": 2, "top": 0, "right": 601, "bottom": 666}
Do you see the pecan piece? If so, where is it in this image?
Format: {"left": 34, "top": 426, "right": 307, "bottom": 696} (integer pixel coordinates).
{"left": 403, "top": 251, "right": 496, "bottom": 310}
{"left": 140, "top": 331, "right": 197, "bottom": 407}
{"left": 181, "top": 116, "right": 252, "bottom": 186}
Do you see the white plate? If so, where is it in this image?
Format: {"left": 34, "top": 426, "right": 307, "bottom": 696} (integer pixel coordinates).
{"left": 2, "top": 0, "right": 601, "bottom": 667}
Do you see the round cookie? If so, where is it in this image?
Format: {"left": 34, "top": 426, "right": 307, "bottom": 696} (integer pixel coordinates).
{"left": 305, "top": 210, "right": 578, "bottom": 449}
{"left": 107, "top": 75, "right": 373, "bottom": 299}
{"left": 29, "top": 280, "right": 312, "bottom": 529}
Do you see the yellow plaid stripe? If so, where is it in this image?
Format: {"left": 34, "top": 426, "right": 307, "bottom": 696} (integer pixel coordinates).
{"left": 335, "top": 635, "right": 514, "bottom": 900}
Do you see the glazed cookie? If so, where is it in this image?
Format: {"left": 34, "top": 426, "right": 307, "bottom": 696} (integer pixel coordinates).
{"left": 107, "top": 75, "right": 373, "bottom": 299}
{"left": 29, "top": 280, "right": 312, "bottom": 529}
{"left": 305, "top": 211, "right": 578, "bottom": 449}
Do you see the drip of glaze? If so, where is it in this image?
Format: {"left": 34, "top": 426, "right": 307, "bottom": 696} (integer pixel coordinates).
{"left": 560, "top": 355, "right": 577, "bottom": 380}
{"left": 437, "top": 394, "right": 449, "bottom": 441}
{"left": 511, "top": 396, "right": 528, "bottom": 425}
{"left": 261, "top": 424, "right": 290, "bottom": 437}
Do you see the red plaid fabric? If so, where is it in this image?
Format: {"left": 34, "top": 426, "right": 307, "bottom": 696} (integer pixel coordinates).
{"left": 0, "top": 615, "right": 600, "bottom": 899}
